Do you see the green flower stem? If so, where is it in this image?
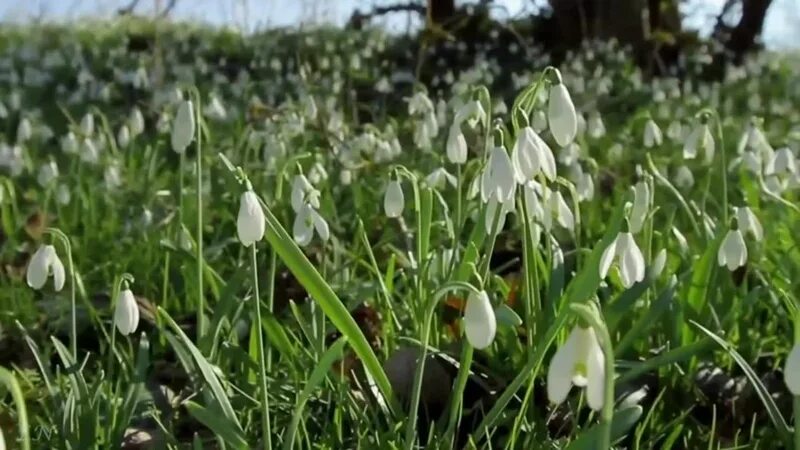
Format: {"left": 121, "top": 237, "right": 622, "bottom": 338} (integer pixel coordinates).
{"left": 46, "top": 227, "right": 77, "bottom": 359}
{"left": 191, "top": 89, "right": 206, "bottom": 339}
{"left": 251, "top": 245, "right": 272, "bottom": 450}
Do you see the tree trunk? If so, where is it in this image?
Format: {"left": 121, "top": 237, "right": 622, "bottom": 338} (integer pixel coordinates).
{"left": 725, "top": 0, "right": 773, "bottom": 60}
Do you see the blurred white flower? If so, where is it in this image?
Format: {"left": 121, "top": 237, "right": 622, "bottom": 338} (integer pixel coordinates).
{"left": 683, "top": 123, "right": 715, "bottom": 164}
{"left": 674, "top": 165, "right": 694, "bottom": 190}
{"left": 56, "top": 184, "right": 71, "bottom": 205}
{"left": 237, "top": 190, "right": 265, "bottom": 246}
{"left": 291, "top": 174, "right": 320, "bottom": 212}
{"left": 446, "top": 125, "right": 467, "bottom": 164}
{"left": 384, "top": 180, "right": 404, "bottom": 218}
{"left": 481, "top": 147, "right": 516, "bottom": 203}
{"left": 464, "top": 290, "right": 496, "bottom": 349}
{"left": 548, "top": 81, "right": 577, "bottom": 147}
{"left": 735, "top": 206, "right": 763, "bottom": 242}
{"left": 129, "top": 107, "right": 145, "bottom": 136}
{"left": 114, "top": 288, "right": 140, "bottom": 336}
{"left": 512, "top": 127, "right": 556, "bottom": 183}
{"left": 171, "top": 100, "right": 195, "bottom": 153}
{"left": 666, "top": 120, "right": 683, "bottom": 142}
{"left": 293, "top": 202, "right": 330, "bottom": 246}
{"left": 765, "top": 147, "right": 795, "bottom": 176}
{"left": 16, "top": 118, "right": 32, "bottom": 143}
{"left": 80, "top": 138, "right": 99, "bottom": 164}
{"left": 37, "top": 160, "right": 59, "bottom": 187}
{"left": 599, "top": 231, "right": 645, "bottom": 287}
{"left": 204, "top": 94, "right": 227, "bottom": 121}
{"left": 424, "top": 167, "right": 457, "bottom": 190}
{"left": 643, "top": 119, "right": 662, "bottom": 148}
{"left": 26, "top": 245, "right": 65, "bottom": 291}
{"left": 117, "top": 124, "right": 130, "bottom": 149}
{"left": 80, "top": 113, "right": 94, "bottom": 136}
{"left": 531, "top": 110, "right": 548, "bottom": 133}
{"left": 629, "top": 181, "right": 650, "bottom": 234}
{"left": 587, "top": 112, "right": 606, "bottom": 138}
{"left": 718, "top": 228, "right": 747, "bottom": 271}
{"left": 547, "top": 325, "right": 605, "bottom": 411}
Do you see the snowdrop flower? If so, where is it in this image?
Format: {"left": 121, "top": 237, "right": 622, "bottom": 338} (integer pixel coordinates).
{"left": 171, "top": 100, "right": 195, "bottom": 153}
{"left": 204, "top": 95, "right": 227, "bottom": 121}
{"left": 600, "top": 230, "right": 646, "bottom": 287}
{"left": 80, "top": 113, "right": 94, "bottom": 136}
{"left": 56, "top": 184, "right": 71, "bottom": 205}
{"left": 785, "top": 344, "right": 800, "bottom": 395}
{"left": 643, "top": 119, "right": 662, "bottom": 148}
{"left": 674, "top": 165, "right": 695, "bottom": 190}
{"left": 237, "top": 190, "right": 265, "bottom": 246}
{"left": 543, "top": 188, "right": 575, "bottom": 232}
{"left": 765, "top": 147, "right": 795, "bottom": 176}
{"left": 424, "top": 167, "right": 457, "bottom": 190}
{"left": 129, "top": 107, "right": 145, "bottom": 136}
{"left": 718, "top": 225, "right": 747, "bottom": 271}
{"left": 512, "top": 127, "right": 556, "bottom": 183}
{"left": 293, "top": 203, "right": 330, "bottom": 246}
{"left": 629, "top": 181, "right": 650, "bottom": 234}
{"left": 80, "top": 138, "right": 99, "bottom": 164}
{"left": 16, "top": 118, "right": 32, "bottom": 143}
{"left": 652, "top": 249, "right": 668, "bottom": 279}
{"left": 446, "top": 125, "right": 468, "bottom": 164}
{"left": 384, "top": 180, "right": 404, "bottom": 218}
{"left": 114, "top": 288, "right": 140, "bottom": 336}
{"left": 532, "top": 110, "right": 548, "bottom": 133}
{"left": 575, "top": 169, "right": 594, "bottom": 202}
{"left": 291, "top": 174, "right": 320, "bottom": 212}
{"left": 485, "top": 196, "right": 515, "bottom": 234}
{"left": 547, "top": 325, "right": 605, "bottom": 410}
{"left": 464, "top": 290, "right": 496, "bottom": 349}
{"left": 454, "top": 100, "right": 486, "bottom": 129}
{"left": 683, "top": 122, "right": 715, "bottom": 164}
{"left": 548, "top": 77, "right": 578, "bottom": 147}
{"left": 407, "top": 91, "right": 435, "bottom": 116}
{"left": 666, "top": 120, "right": 683, "bottom": 142}
{"left": 61, "top": 131, "right": 78, "bottom": 154}
{"left": 37, "top": 160, "right": 59, "bottom": 187}
{"left": 104, "top": 164, "right": 122, "bottom": 190}
{"left": 481, "top": 147, "right": 516, "bottom": 203}
{"left": 735, "top": 206, "right": 763, "bottom": 242}
{"left": 587, "top": 112, "right": 606, "bottom": 138}
{"left": 26, "top": 245, "right": 65, "bottom": 291}
{"left": 117, "top": 124, "right": 130, "bottom": 148}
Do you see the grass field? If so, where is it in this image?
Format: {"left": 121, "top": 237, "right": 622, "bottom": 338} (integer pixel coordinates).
{"left": 1, "top": 18, "right": 800, "bottom": 449}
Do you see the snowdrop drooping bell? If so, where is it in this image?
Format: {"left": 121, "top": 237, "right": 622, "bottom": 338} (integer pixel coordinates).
{"left": 785, "top": 343, "right": 800, "bottom": 395}
{"left": 237, "top": 190, "right": 265, "bottom": 247}
{"left": 547, "top": 71, "right": 577, "bottom": 147}
{"left": 171, "top": 100, "right": 195, "bottom": 154}
{"left": 718, "top": 223, "right": 747, "bottom": 272}
{"left": 547, "top": 325, "right": 606, "bottom": 411}
{"left": 26, "top": 245, "right": 65, "bottom": 291}
{"left": 481, "top": 146, "right": 516, "bottom": 203}
{"left": 114, "top": 288, "right": 140, "bottom": 336}
{"left": 446, "top": 125, "right": 467, "bottom": 164}
{"left": 384, "top": 179, "right": 404, "bottom": 218}
{"left": 463, "top": 290, "right": 496, "bottom": 349}
{"left": 643, "top": 119, "right": 663, "bottom": 148}
{"left": 599, "top": 229, "right": 646, "bottom": 288}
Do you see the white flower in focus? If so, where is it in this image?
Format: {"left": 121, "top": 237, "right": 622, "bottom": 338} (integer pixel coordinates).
{"left": 446, "top": 125, "right": 467, "bottom": 164}
{"left": 643, "top": 119, "right": 663, "bottom": 148}
{"left": 463, "top": 290, "right": 496, "bottom": 349}
{"left": 512, "top": 127, "right": 556, "bottom": 183}
{"left": 293, "top": 203, "right": 330, "bottom": 247}
{"left": 114, "top": 288, "right": 140, "bottom": 336}
{"left": 26, "top": 245, "right": 65, "bottom": 291}
{"left": 629, "top": 181, "right": 650, "bottom": 234}
{"left": 424, "top": 168, "right": 457, "bottom": 190}
{"left": 785, "top": 344, "right": 800, "bottom": 395}
{"left": 485, "top": 196, "right": 515, "bottom": 235}
{"left": 481, "top": 147, "right": 516, "bottom": 203}
{"left": 171, "top": 100, "right": 195, "bottom": 153}
{"left": 237, "top": 190, "right": 265, "bottom": 246}
{"left": 547, "top": 326, "right": 605, "bottom": 411}
{"left": 599, "top": 231, "right": 646, "bottom": 287}
{"left": 542, "top": 188, "right": 575, "bottom": 232}
{"left": 384, "top": 180, "right": 404, "bottom": 218}
{"left": 718, "top": 228, "right": 747, "bottom": 271}
{"left": 735, "top": 206, "right": 762, "bottom": 242}
{"left": 548, "top": 81, "right": 577, "bottom": 147}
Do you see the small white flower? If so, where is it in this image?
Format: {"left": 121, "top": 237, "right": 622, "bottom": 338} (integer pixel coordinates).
{"left": 237, "top": 190, "right": 265, "bottom": 246}
{"left": 652, "top": 248, "right": 668, "bottom": 279}
{"left": 384, "top": 180, "right": 404, "bottom": 218}
{"left": 481, "top": 147, "right": 516, "bottom": 203}
{"left": 683, "top": 123, "right": 715, "bottom": 164}
{"left": 643, "top": 119, "right": 663, "bottom": 148}
{"left": 16, "top": 118, "right": 32, "bottom": 143}
{"left": 512, "top": 127, "right": 556, "bottom": 183}
{"left": 61, "top": 131, "right": 78, "bottom": 154}
{"left": 80, "top": 113, "right": 94, "bottom": 136}
{"left": 293, "top": 203, "right": 330, "bottom": 246}
{"left": 674, "top": 165, "right": 695, "bottom": 190}
{"left": 117, "top": 124, "right": 130, "bottom": 148}
{"left": 587, "top": 112, "right": 606, "bottom": 138}
{"left": 548, "top": 82, "right": 577, "bottom": 147}
{"left": 542, "top": 188, "right": 575, "bottom": 232}
{"left": 129, "top": 107, "right": 145, "bottom": 136}
{"left": 291, "top": 174, "right": 320, "bottom": 212}
{"left": 666, "top": 120, "right": 683, "bottom": 142}
{"left": 446, "top": 125, "right": 467, "bottom": 164}
{"left": 718, "top": 228, "right": 747, "bottom": 271}
{"left": 114, "top": 288, "right": 140, "bottom": 336}
{"left": 485, "top": 195, "right": 515, "bottom": 235}
{"left": 629, "top": 181, "right": 650, "bottom": 234}
{"left": 599, "top": 231, "right": 646, "bottom": 288}
{"left": 547, "top": 325, "right": 605, "bottom": 411}
{"left": 463, "top": 290, "right": 496, "bottom": 349}
{"left": 735, "top": 206, "right": 762, "bottom": 242}
{"left": 765, "top": 147, "right": 795, "bottom": 176}
{"left": 424, "top": 167, "right": 457, "bottom": 190}
{"left": 171, "top": 100, "right": 195, "bottom": 153}
{"left": 26, "top": 245, "right": 65, "bottom": 291}
{"left": 56, "top": 184, "right": 71, "bottom": 205}
{"left": 785, "top": 344, "right": 800, "bottom": 395}
{"left": 454, "top": 100, "right": 486, "bottom": 129}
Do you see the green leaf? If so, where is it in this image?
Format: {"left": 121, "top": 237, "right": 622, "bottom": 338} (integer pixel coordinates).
{"left": 0, "top": 366, "right": 31, "bottom": 450}
{"left": 185, "top": 401, "right": 248, "bottom": 449}
{"left": 565, "top": 405, "right": 643, "bottom": 449}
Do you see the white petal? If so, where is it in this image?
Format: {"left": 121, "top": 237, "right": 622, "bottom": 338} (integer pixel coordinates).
{"left": 170, "top": 100, "right": 195, "bottom": 153}
{"left": 598, "top": 236, "right": 617, "bottom": 279}
{"left": 446, "top": 126, "right": 467, "bottom": 164}
{"left": 114, "top": 289, "right": 140, "bottom": 336}
{"left": 785, "top": 344, "right": 800, "bottom": 395}
{"left": 237, "top": 191, "right": 265, "bottom": 246}
{"left": 619, "top": 233, "right": 646, "bottom": 287}
{"left": 585, "top": 330, "right": 606, "bottom": 411}
{"left": 293, "top": 206, "right": 314, "bottom": 246}
{"left": 629, "top": 181, "right": 650, "bottom": 234}
{"left": 463, "top": 291, "right": 496, "bottom": 349}
{"left": 547, "top": 328, "right": 580, "bottom": 404}
{"left": 311, "top": 209, "right": 330, "bottom": 242}
{"left": 554, "top": 192, "right": 574, "bottom": 231}
{"left": 51, "top": 254, "right": 65, "bottom": 292}
{"left": 384, "top": 181, "right": 405, "bottom": 218}
{"left": 26, "top": 245, "right": 50, "bottom": 290}
{"left": 548, "top": 83, "right": 577, "bottom": 147}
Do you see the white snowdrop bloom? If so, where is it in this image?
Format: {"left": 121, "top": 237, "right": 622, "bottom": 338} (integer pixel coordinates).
{"left": 16, "top": 117, "right": 32, "bottom": 143}
{"left": 737, "top": 151, "right": 763, "bottom": 174}
{"left": 765, "top": 147, "right": 795, "bottom": 176}
{"left": 531, "top": 110, "right": 548, "bottom": 133}
{"left": 547, "top": 325, "right": 605, "bottom": 411}
{"left": 104, "top": 164, "right": 122, "bottom": 190}
{"left": 512, "top": 127, "right": 556, "bottom": 183}
{"left": 587, "top": 112, "right": 606, "bottom": 139}
{"left": 171, "top": 100, "right": 195, "bottom": 153}
{"left": 446, "top": 125, "right": 468, "bottom": 164}
{"left": 454, "top": 100, "right": 487, "bottom": 129}
{"left": 407, "top": 91, "right": 435, "bottom": 116}
{"left": 718, "top": 228, "right": 747, "bottom": 271}
{"left": 559, "top": 142, "right": 582, "bottom": 167}
{"left": 600, "top": 231, "right": 646, "bottom": 288}
{"left": 114, "top": 289, "right": 140, "bottom": 336}
{"left": 26, "top": 245, "right": 65, "bottom": 291}
{"left": 576, "top": 113, "right": 587, "bottom": 138}
{"left": 117, "top": 124, "right": 130, "bottom": 149}
{"left": 643, "top": 119, "right": 663, "bottom": 148}
{"left": 384, "top": 180, "right": 404, "bottom": 218}
{"left": 683, "top": 123, "right": 715, "bottom": 164}
{"left": 424, "top": 167, "right": 457, "bottom": 190}
{"left": 293, "top": 203, "right": 330, "bottom": 247}
{"left": 629, "top": 181, "right": 650, "bottom": 234}
{"left": 463, "top": 290, "right": 496, "bottom": 349}
{"left": 765, "top": 175, "right": 786, "bottom": 194}
{"left": 290, "top": 174, "right": 320, "bottom": 212}
{"left": 576, "top": 171, "right": 594, "bottom": 202}
{"left": 481, "top": 147, "right": 516, "bottom": 203}
{"left": 607, "top": 143, "right": 624, "bottom": 161}
{"left": 307, "top": 162, "right": 328, "bottom": 185}
{"left": 129, "top": 107, "right": 145, "bottom": 136}
{"left": 674, "top": 165, "right": 695, "bottom": 190}
{"left": 237, "top": 190, "right": 265, "bottom": 246}
{"left": 543, "top": 188, "right": 575, "bottom": 232}
{"left": 80, "top": 113, "right": 94, "bottom": 136}
{"left": 666, "top": 120, "right": 683, "bottom": 142}
{"left": 735, "top": 206, "right": 763, "bottom": 242}
{"left": 80, "top": 138, "right": 99, "bottom": 164}
{"left": 204, "top": 95, "right": 227, "bottom": 121}
{"left": 485, "top": 196, "right": 515, "bottom": 235}
{"left": 548, "top": 81, "right": 577, "bottom": 147}
{"left": 37, "top": 160, "right": 59, "bottom": 187}
{"left": 785, "top": 344, "right": 800, "bottom": 395}
{"left": 652, "top": 249, "right": 668, "bottom": 279}
{"left": 56, "top": 184, "right": 71, "bottom": 205}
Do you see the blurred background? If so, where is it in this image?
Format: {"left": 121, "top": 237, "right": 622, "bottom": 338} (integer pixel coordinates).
{"left": 0, "top": 0, "right": 797, "bottom": 51}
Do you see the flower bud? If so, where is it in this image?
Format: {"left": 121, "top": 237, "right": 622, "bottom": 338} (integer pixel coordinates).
{"left": 114, "top": 289, "right": 140, "bottom": 336}
{"left": 171, "top": 100, "right": 195, "bottom": 153}
{"left": 237, "top": 190, "right": 265, "bottom": 246}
